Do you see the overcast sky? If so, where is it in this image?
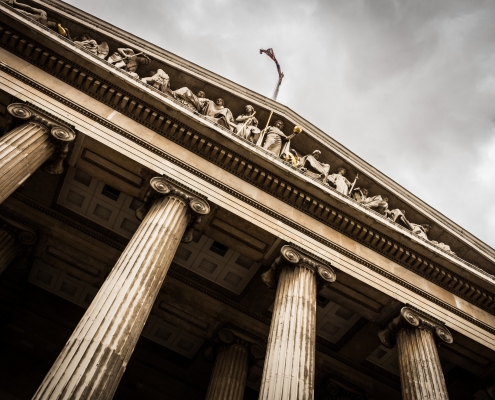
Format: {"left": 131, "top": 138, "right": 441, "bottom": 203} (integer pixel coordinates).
{"left": 63, "top": 0, "right": 495, "bottom": 248}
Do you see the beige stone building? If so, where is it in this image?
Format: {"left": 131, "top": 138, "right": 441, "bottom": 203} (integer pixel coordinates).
{"left": 0, "top": 1, "right": 495, "bottom": 399}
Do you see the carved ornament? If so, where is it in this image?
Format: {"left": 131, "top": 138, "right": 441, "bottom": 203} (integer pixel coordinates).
{"left": 261, "top": 244, "right": 336, "bottom": 289}
{"left": 135, "top": 176, "right": 211, "bottom": 235}
{"left": 7, "top": 103, "right": 76, "bottom": 174}
{"left": 378, "top": 305, "right": 453, "bottom": 348}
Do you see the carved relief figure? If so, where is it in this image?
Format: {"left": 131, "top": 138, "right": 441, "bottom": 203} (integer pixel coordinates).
{"left": 141, "top": 69, "right": 170, "bottom": 93}
{"left": 357, "top": 188, "right": 390, "bottom": 212}
{"left": 431, "top": 241, "right": 456, "bottom": 256}
{"left": 327, "top": 167, "right": 352, "bottom": 196}
{"left": 74, "top": 33, "right": 109, "bottom": 59}
{"left": 235, "top": 105, "right": 259, "bottom": 142}
{"left": 201, "top": 97, "right": 237, "bottom": 131}
{"left": 387, "top": 208, "right": 413, "bottom": 230}
{"left": 107, "top": 48, "right": 151, "bottom": 77}
{"left": 173, "top": 88, "right": 206, "bottom": 112}
{"left": 3, "top": 0, "right": 70, "bottom": 37}
{"left": 298, "top": 150, "right": 330, "bottom": 181}
{"left": 410, "top": 223, "right": 430, "bottom": 240}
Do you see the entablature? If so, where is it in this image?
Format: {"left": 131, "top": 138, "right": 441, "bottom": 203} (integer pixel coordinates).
{"left": 28, "top": 0, "right": 495, "bottom": 272}
{"left": 0, "top": 0, "right": 491, "bottom": 274}
{"left": 1, "top": 0, "right": 495, "bottom": 324}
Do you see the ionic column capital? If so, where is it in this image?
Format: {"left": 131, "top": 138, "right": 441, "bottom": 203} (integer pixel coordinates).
{"left": 7, "top": 103, "right": 76, "bottom": 175}
{"left": 261, "top": 244, "right": 336, "bottom": 289}
{"left": 7, "top": 103, "right": 76, "bottom": 143}
{"left": 136, "top": 176, "right": 210, "bottom": 219}
{"left": 212, "top": 327, "right": 265, "bottom": 361}
{"left": 378, "top": 305, "right": 453, "bottom": 348}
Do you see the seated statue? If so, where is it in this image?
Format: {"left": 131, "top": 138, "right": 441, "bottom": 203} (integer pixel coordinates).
{"left": 107, "top": 48, "right": 151, "bottom": 77}
{"left": 298, "top": 150, "right": 330, "bottom": 181}
{"left": 74, "top": 33, "right": 109, "bottom": 59}
{"left": 327, "top": 167, "right": 352, "bottom": 196}
{"left": 201, "top": 97, "right": 237, "bottom": 131}
{"left": 235, "top": 105, "right": 260, "bottom": 142}
{"left": 3, "top": 0, "right": 70, "bottom": 38}
{"left": 141, "top": 69, "right": 170, "bottom": 93}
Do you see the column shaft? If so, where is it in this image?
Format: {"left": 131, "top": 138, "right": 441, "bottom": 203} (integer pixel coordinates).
{"left": 33, "top": 195, "right": 190, "bottom": 400}
{"left": 206, "top": 344, "right": 249, "bottom": 400}
{"left": 260, "top": 266, "right": 317, "bottom": 400}
{"left": 0, "top": 229, "right": 20, "bottom": 274}
{"left": 397, "top": 327, "right": 449, "bottom": 400}
{"left": 0, "top": 122, "right": 55, "bottom": 203}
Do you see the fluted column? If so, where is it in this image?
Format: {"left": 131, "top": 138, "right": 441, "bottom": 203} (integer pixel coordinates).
{"left": 0, "top": 103, "right": 76, "bottom": 204}
{"left": 0, "top": 221, "right": 37, "bottom": 275}
{"left": 259, "top": 245, "right": 336, "bottom": 400}
{"left": 0, "top": 228, "right": 19, "bottom": 274}
{"left": 206, "top": 328, "right": 264, "bottom": 400}
{"left": 378, "top": 306, "right": 453, "bottom": 400}
{"left": 33, "top": 177, "right": 210, "bottom": 400}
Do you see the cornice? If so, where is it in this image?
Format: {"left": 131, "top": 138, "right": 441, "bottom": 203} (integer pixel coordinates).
{"left": 32, "top": 0, "right": 495, "bottom": 268}
{"left": 1, "top": 19, "right": 495, "bottom": 331}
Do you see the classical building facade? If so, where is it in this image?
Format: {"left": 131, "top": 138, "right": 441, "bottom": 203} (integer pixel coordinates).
{"left": 0, "top": 1, "right": 495, "bottom": 399}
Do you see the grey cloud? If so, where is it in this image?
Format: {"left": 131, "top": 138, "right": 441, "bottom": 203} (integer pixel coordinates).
{"left": 64, "top": 0, "right": 495, "bottom": 247}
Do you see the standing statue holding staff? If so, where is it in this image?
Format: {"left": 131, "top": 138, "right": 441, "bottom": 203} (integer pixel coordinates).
{"left": 258, "top": 121, "right": 301, "bottom": 158}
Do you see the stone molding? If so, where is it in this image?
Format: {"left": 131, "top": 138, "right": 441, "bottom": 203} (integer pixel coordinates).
{"left": 0, "top": 104, "right": 493, "bottom": 347}
{"left": 0, "top": 34, "right": 493, "bottom": 318}
{"left": 1, "top": 36, "right": 495, "bottom": 335}
{"left": 261, "top": 244, "right": 336, "bottom": 289}
{"left": 378, "top": 305, "right": 454, "bottom": 349}
{"left": 6, "top": 1, "right": 490, "bottom": 266}
{"left": 36, "top": 0, "right": 495, "bottom": 269}
{"left": 0, "top": 22, "right": 481, "bottom": 264}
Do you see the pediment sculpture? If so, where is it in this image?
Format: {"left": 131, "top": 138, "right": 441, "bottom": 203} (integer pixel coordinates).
{"left": 74, "top": 33, "right": 109, "bottom": 59}
{"left": 2, "top": 0, "right": 71, "bottom": 38}
{"left": 107, "top": 48, "right": 151, "bottom": 78}
{"left": 298, "top": 150, "right": 331, "bottom": 182}
{"left": 201, "top": 97, "right": 237, "bottom": 131}
{"left": 6, "top": 0, "right": 459, "bottom": 259}
{"left": 235, "top": 105, "right": 260, "bottom": 143}
{"left": 327, "top": 167, "right": 352, "bottom": 196}
{"left": 142, "top": 69, "right": 171, "bottom": 93}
